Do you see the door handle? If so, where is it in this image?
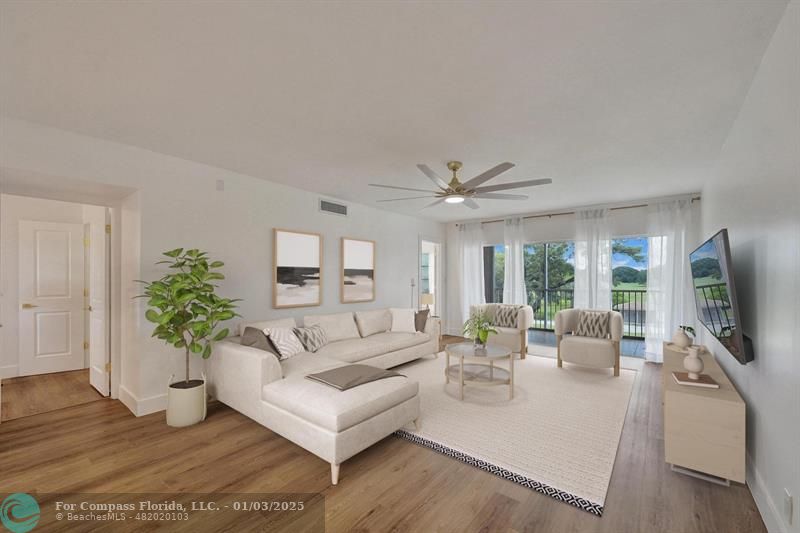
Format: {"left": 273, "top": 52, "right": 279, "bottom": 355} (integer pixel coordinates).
{"left": 22, "top": 303, "right": 39, "bottom": 309}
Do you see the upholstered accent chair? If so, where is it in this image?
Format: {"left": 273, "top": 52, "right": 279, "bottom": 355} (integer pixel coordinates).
{"left": 469, "top": 304, "right": 534, "bottom": 358}
{"left": 554, "top": 308, "right": 622, "bottom": 376}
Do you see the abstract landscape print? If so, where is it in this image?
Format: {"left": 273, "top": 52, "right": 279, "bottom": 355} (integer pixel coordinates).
{"left": 273, "top": 229, "right": 322, "bottom": 308}
{"left": 341, "top": 238, "right": 375, "bottom": 303}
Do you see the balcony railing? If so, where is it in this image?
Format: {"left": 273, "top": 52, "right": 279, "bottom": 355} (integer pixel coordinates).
{"left": 490, "top": 287, "right": 647, "bottom": 339}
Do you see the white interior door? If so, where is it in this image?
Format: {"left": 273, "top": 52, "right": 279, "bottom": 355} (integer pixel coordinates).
{"left": 18, "top": 221, "right": 85, "bottom": 376}
{"left": 87, "top": 213, "right": 110, "bottom": 395}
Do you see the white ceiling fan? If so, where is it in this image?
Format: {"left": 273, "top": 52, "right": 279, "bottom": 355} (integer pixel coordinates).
{"left": 369, "top": 161, "right": 552, "bottom": 209}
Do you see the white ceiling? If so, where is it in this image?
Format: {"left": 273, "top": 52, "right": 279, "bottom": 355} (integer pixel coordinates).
{"left": 0, "top": 1, "right": 787, "bottom": 222}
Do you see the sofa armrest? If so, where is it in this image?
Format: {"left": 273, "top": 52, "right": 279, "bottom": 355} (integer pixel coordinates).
{"left": 554, "top": 309, "right": 580, "bottom": 336}
{"left": 206, "top": 338, "right": 282, "bottom": 421}
{"left": 517, "top": 306, "right": 534, "bottom": 330}
{"left": 609, "top": 311, "right": 623, "bottom": 342}
{"left": 425, "top": 316, "right": 441, "bottom": 339}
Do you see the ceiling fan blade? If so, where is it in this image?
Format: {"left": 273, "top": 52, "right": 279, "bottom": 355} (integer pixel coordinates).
{"left": 416, "top": 164, "right": 449, "bottom": 190}
{"left": 369, "top": 183, "right": 441, "bottom": 193}
{"left": 421, "top": 198, "right": 446, "bottom": 209}
{"left": 473, "top": 193, "right": 528, "bottom": 200}
{"left": 463, "top": 198, "right": 480, "bottom": 209}
{"left": 461, "top": 162, "right": 515, "bottom": 189}
{"left": 473, "top": 178, "right": 552, "bottom": 193}
{"left": 376, "top": 196, "right": 436, "bottom": 202}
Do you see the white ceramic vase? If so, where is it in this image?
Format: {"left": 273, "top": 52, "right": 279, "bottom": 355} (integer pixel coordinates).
{"left": 166, "top": 373, "right": 207, "bottom": 427}
{"left": 672, "top": 328, "right": 692, "bottom": 349}
{"left": 683, "top": 346, "right": 704, "bottom": 380}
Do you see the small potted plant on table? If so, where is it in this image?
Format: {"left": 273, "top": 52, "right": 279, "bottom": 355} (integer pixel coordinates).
{"left": 463, "top": 311, "right": 497, "bottom": 348}
{"left": 138, "top": 248, "right": 240, "bottom": 427}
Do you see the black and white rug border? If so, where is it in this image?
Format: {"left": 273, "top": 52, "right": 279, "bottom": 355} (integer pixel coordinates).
{"left": 394, "top": 429, "right": 604, "bottom": 516}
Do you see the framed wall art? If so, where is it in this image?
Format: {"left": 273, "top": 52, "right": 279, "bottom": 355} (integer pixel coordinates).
{"left": 273, "top": 229, "right": 322, "bottom": 308}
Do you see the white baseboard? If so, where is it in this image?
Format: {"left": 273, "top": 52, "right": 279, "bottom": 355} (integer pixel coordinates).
{"left": 0, "top": 365, "right": 19, "bottom": 379}
{"left": 118, "top": 385, "right": 167, "bottom": 417}
{"left": 747, "top": 452, "right": 790, "bottom": 533}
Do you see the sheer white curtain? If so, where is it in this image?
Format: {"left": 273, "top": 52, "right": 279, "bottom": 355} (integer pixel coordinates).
{"left": 644, "top": 199, "right": 695, "bottom": 362}
{"left": 459, "top": 222, "right": 485, "bottom": 326}
{"left": 503, "top": 217, "right": 527, "bottom": 305}
{"left": 574, "top": 208, "right": 612, "bottom": 310}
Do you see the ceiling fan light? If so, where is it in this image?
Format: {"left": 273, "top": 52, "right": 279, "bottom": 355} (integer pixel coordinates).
{"left": 445, "top": 195, "right": 465, "bottom": 204}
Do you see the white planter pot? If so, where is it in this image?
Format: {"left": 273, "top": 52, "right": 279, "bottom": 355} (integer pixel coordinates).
{"left": 166, "top": 373, "right": 207, "bottom": 427}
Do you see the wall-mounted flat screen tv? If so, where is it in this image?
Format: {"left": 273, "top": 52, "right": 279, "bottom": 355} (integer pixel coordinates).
{"left": 689, "top": 228, "right": 753, "bottom": 364}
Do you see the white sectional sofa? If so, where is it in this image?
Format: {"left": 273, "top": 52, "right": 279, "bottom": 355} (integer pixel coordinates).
{"left": 206, "top": 309, "right": 440, "bottom": 485}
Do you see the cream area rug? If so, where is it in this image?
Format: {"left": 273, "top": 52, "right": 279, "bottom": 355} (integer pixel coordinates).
{"left": 394, "top": 353, "right": 637, "bottom": 516}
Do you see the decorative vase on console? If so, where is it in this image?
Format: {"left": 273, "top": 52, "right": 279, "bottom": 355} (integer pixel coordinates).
{"left": 683, "top": 346, "right": 704, "bottom": 380}
{"left": 672, "top": 325, "right": 695, "bottom": 349}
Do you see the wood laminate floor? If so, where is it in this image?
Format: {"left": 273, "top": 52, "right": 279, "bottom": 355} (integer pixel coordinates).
{"left": 0, "top": 348, "right": 764, "bottom": 532}
{"left": 1, "top": 369, "right": 105, "bottom": 422}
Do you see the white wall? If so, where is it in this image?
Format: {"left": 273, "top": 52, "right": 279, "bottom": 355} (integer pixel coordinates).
{"left": 700, "top": 3, "right": 799, "bottom": 532}
{"left": 0, "top": 118, "right": 445, "bottom": 414}
{"left": 0, "top": 194, "right": 87, "bottom": 377}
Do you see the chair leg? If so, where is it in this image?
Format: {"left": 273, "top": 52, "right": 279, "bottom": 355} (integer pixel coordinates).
{"left": 556, "top": 334, "right": 563, "bottom": 368}
{"left": 520, "top": 330, "right": 527, "bottom": 359}
{"left": 331, "top": 463, "right": 340, "bottom": 485}
{"left": 614, "top": 341, "right": 620, "bottom": 377}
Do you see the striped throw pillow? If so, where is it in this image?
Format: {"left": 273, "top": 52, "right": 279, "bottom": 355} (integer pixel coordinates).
{"left": 264, "top": 327, "right": 305, "bottom": 360}
{"left": 575, "top": 311, "right": 610, "bottom": 338}
{"left": 293, "top": 324, "right": 328, "bottom": 353}
{"left": 494, "top": 306, "right": 521, "bottom": 328}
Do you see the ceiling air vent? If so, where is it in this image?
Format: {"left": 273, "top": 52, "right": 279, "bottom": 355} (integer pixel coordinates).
{"left": 319, "top": 199, "right": 348, "bottom": 216}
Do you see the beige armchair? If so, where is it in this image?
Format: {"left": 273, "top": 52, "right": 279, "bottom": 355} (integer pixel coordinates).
{"left": 554, "top": 308, "right": 622, "bottom": 376}
{"left": 470, "top": 304, "right": 534, "bottom": 358}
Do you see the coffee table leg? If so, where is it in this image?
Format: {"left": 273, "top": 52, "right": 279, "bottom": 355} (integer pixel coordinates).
{"left": 460, "top": 357, "right": 464, "bottom": 401}
{"left": 445, "top": 351, "right": 450, "bottom": 384}
{"left": 509, "top": 355, "right": 514, "bottom": 400}
{"left": 490, "top": 360, "right": 494, "bottom": 380}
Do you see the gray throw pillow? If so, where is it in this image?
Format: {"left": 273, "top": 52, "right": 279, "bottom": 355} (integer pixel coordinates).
{"left": 575, "top": 311, "right": 610, "bottom": 338}
{"left": 414, "top": 309, "right": 430, "bottom": 332}
{"left": 293, "top": 324, "right": 329, "bottom": 353}
{"left": 241, "top": 327, "right": 281, "bottom": 359}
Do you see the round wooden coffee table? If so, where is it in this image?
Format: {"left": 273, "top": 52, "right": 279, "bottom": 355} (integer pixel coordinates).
{"left": 444, "top": 342, "right": 514, "bottom": 400}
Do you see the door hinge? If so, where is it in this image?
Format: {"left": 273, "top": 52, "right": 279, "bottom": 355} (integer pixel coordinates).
{"left": 105, "top": 362, "right": 111, "bottom": 373}
{"left": 105, "top": 224, "right": 111, "bottom": 234}
{"left": 84, "top": 341, "right": 90, "bottom": 350}
{"left": 84, "top": 238, "right": 90, "bottom": 247}
{"left": 84, "top": 288, "right": 89, "bottom": 297}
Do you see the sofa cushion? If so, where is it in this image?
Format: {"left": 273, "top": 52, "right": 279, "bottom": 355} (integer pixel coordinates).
{"left": 494, "top": 305, "right": 521, "bottom": 327}
{"left": 414, "top": 309, "right": 429, "bottom": 332}
{"left": 354, "top": 309, "right": 391, "bottom": 337}
{"left": 315, "top": 332, "right": 431, "bottom": 363}
{"left": 560, "top": 335, "right": 616, "bottom": 367}
{"left": 238, "top": 317, "right": 297, "bottom": 336}
{"left": 390, "top": 308, "right": 416, "bottom": 333}
{"left": 262, "top": 371, "right": 418, "bottom": 432}
{"left": 315, "top": 338, "right": 385, "bottom": 363}
{"left": 293, "top": 324, "right": 328, "bottom": 353}
{"left": 265, "top": 327, "right": 305, "bottom": 360}
{"left": 280, "top": 352, "right": 342, "bottom": 378}
{"left": 240, "top": 327, "right": 280, "bottom": 360}
{"left": 304, "top": 312, "right": 360, "bottom": 342}
{"left": 368, "top": 332, "right": 431, "bottom": 355}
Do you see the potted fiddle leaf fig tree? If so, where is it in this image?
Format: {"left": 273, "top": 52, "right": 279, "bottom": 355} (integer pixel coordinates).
{"left": 138, "top": 248, "right": 240, "bottom": 427}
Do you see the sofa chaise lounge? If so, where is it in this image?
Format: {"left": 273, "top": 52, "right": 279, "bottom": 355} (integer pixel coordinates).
{"left": 206, "top": 309, "right": 440, "bottom": 485}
